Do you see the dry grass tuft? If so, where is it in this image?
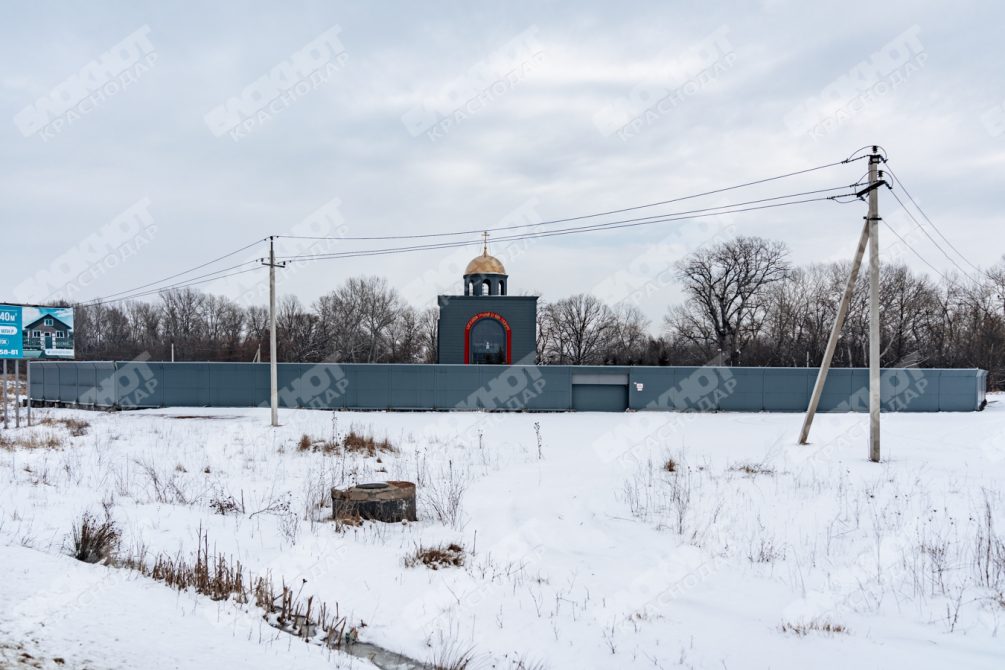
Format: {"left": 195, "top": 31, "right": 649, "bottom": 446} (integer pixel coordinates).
{"left": 120, "top": 528, "right": 351, "bottom": 649}
{"left": 730, "top": 462, "right": 775, "bottom": 476}
{"left": 405, "top": 543, "right": 466, "bottom": 570}
{"left": 295, "top": 433, "right": 338, "bottom": 453}
{"left": 748, "top": 538, "right": 785, "bottom": 564}
{"left": 423, "top": 460, "right": 468, "bottom": 529}
{"left": 143, "top": 538, "right": 254, "bottom": 604}
{"left": 71, "top": 512, "right": 121, "bottom": 564}
{"left": 975, "top": 494, "right": 1005, "bottom": 592}
{"left": 343, "top": 430, "right": 394, "bottom": 456}
{"left": 333, "top": 508, "right": 363, "bottom": 529}
{"left": 663, "top": 457, "right": 678, "bottom": 473}
{"left": 0, "top": 431, "right": 64, "bottom": 450}
{"left": 39, "top": 416, "right": 90, "bottom": 436}
{"left": 780, "top": 619, "right": 848, "bottom": 636}
{"left": 210, "top": 494, "right": 244, "bottom": 515}
{"left": 428, "top": 643, "right": 475, "bottom": 670}
{"left": 296, "top": 429, "right": 395, "bottom": 457}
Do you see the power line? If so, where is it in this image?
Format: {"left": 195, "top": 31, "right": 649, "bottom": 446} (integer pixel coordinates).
{"left": 277, "top": 158, "right": 866, "bottom": 242}
{"left": 86, "top": 238, "right": 267, "bottom": 303}
{"left": 884, "top": 165, "right": 983, "bottom": 275}
{"left": 888, "top": 189, "right": 982, "bottom": 285}
{"left": 279, "top": 194, "right": 847, "bottom": 262}
{"left": 85, "top": 266, "right": 262, "bottom": 307}
{"left": 83, "top": 188, "right": 856, "bottom": 305}
{"left": 80, "top": 188, "right": 852, "bottom": 305}
{"left": 279, "top": 192, "right": 856, "bottom": 263}
{"left": 85, "top": 262, "right": 263, "bottom": 306}
{"left": 881, "top": 221, "right": 957, "bottom": 284}
{"left": 79, "top": 155, "right": 868, "bottom": 304}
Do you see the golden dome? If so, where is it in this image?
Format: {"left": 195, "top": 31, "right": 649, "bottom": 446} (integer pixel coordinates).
{"left": 464, "top": 251, "right": 506, "bottom": 275}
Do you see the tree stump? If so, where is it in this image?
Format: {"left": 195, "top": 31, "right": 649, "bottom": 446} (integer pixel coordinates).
{"left": 331, "top": 481, "right": 417, "bottom": 523}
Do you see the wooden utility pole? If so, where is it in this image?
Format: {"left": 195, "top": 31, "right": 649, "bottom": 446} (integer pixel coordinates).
{"left": 798, "top": 146, "right": 885, "bottom": 463}
{"left": 262, "top": 237, "right": 286, "bottom": 427}
{"left": 867, "top": 152, "right": 881, "bottom": 462}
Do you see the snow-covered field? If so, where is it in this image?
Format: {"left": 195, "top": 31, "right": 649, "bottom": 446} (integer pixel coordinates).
{"left": 1, "top": 400, "right": 1004, "bottom": 669}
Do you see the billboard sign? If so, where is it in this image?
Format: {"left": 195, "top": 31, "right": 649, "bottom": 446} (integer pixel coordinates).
{"left": 0, "top": 305, "right": 22, "bottom": 358}
{"left": 0, "top": 304, "right": 75, "bottom": 360}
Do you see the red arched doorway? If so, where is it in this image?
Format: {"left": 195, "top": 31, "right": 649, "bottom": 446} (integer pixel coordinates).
{"left": 463, "top": 312, "right": 512, "bottom": 364}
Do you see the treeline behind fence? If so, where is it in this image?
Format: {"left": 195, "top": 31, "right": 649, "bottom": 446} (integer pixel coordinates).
{"left": 66, "top": 237, "right": 1005, "bottom": 389}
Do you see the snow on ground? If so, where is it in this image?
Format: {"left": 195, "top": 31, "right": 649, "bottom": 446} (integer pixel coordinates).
{"left": 1, "top": 399, "right": 1004, "bottom": 668}
{"left": 0, "top": 545, "right": 373, "bottom": 669}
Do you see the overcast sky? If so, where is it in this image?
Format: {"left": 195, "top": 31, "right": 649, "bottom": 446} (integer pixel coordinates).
{"left": 3, "top": 1, "right": 1003, "bottom": 327}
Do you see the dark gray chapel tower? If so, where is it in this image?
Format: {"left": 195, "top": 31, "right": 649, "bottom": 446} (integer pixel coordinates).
{"left": 436, "top": 234, "right": 538, "bottom": 365}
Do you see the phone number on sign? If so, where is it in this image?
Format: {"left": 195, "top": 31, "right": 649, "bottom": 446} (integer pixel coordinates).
{"left": 0, "top": 349, "right": 21, "bottom": 357}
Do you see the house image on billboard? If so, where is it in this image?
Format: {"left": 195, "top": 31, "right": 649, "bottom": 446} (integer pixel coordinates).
{"left": 21, "top": 309, "right": 74, "bottom": 358}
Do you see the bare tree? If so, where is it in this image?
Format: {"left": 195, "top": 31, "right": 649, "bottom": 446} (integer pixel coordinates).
{"left": 314, "top": 276, "right": 403, "bottom": 362}
{"left": 663, "top": 302, "right": 718, "bottom": 362}
{"left": 203, "top": 294, "right": 246, "bottom": 359}
{"left": 63, "top": 257, "right": 1005, "bottom": 389}
{"left": 244, "top": 305, "right": 269, "bottom": 359}
{"left": 674, "top": 236, "right": 790, "bottom": 365}
{"left": 128, "top": 301, "right": 164, "bottom": 356}
{"left": 277, "top": 295, "right": 324, "bottom": 361}
{"left": 314, "top": 287, "right": 363, "bottom": 361}
{"left": 386, "top": 305, "right": 423, "bottom": 362}
{"left": 540, "top": 294, "right": 615, "bottom": 364}
{"left": 356, "top": 276, "right": 401, "bottom": 362}
{"left": 986, "top": 255, "right": 1005, "bottom": 316}
{"left": 417, "top": 307, "right": 439, "bottom": 363}
{"left": 160, "top": 288, "right": 206, "bottom": 359}
{"left": 607, "top": 304, "right": 650, "bottom": 363}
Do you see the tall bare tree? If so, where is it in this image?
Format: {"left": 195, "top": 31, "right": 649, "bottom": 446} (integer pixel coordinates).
{"left": 675, "top": 236, "right": 790, "bottom": 365}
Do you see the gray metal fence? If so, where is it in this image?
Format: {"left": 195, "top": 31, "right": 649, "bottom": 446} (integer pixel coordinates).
{"left": 28, "top": 360, "right": 987, "bottom": 412}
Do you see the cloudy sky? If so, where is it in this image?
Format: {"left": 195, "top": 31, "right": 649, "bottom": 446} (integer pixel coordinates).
{"left": 2, "top": 1, "right": 1003, "bottom": 327}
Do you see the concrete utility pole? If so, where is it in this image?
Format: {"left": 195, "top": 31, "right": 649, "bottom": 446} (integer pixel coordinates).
{"left": 867, "top": 151, "right": 881, "bottom": 462}
{"left": 262, "top": 237, "right": 286, "bottom": 427}
{"left": 799, "top": 218, "right": 870, "bottom": 444}
{"left": 798, "top": 146, "right": 885, "bottom": 463}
